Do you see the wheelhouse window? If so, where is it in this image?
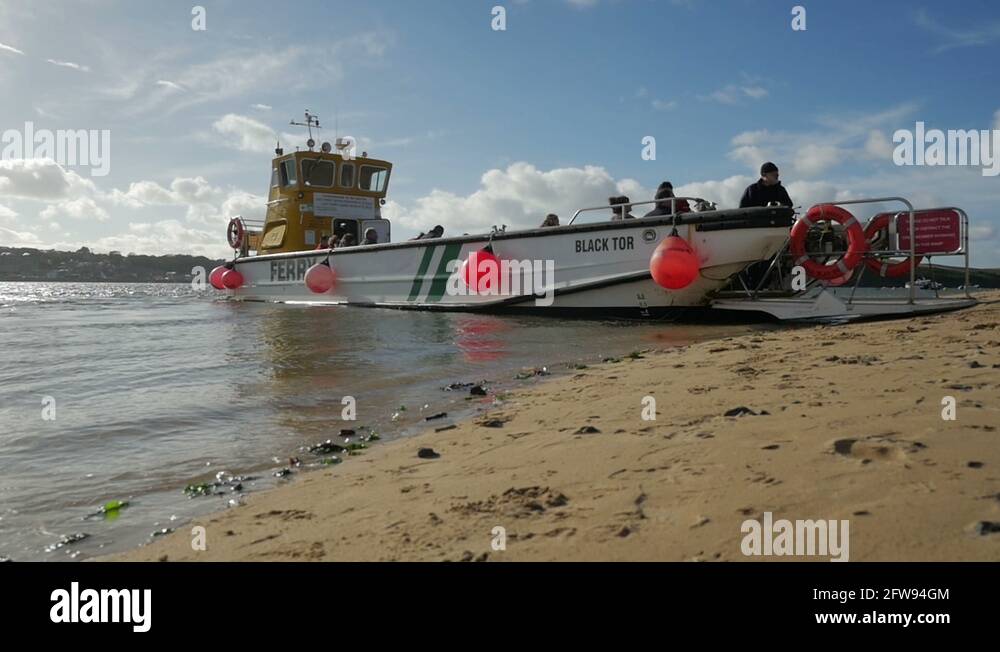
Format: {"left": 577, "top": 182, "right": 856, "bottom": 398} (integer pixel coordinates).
{"left": 270, "top": 167, "right": 278, "bottom": 188}
{"left": 279, "top": 158, "right": 297, "bottom": 187}
{"left": 301, "top": 158, "right": 335, "bottom": 187}
{"left": 339, "top": 163, "right": 355, "bottom": 188}
{"left": 359, "top": 166, "right": 388, "bottom": 192}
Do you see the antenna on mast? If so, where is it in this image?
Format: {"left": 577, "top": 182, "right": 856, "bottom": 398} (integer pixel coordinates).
{"left": 290, "top": 109, "right": 322, "bottom": 150}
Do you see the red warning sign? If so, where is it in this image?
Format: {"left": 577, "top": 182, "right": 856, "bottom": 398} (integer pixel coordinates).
{"left": 895, "top": 209, "right": 962, "bottom": 255}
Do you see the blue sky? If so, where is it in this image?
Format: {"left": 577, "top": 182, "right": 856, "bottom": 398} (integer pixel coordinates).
{"left": 1, "top": 0, "right": 999, "bottom": 264}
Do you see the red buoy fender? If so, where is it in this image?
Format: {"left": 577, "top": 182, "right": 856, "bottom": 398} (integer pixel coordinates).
{"left": 304, "top": 261, "right": 337, "bottom": 294}
{"left": 649, "top": 234, "right": 700, "bottom": 290}
{"left": 789, "top": 205, "right": 867, "bottom": 281}
{"left": 221, "top": 268, "right": 244, "bottom": 289}
{"left": 209, "top": 265, "right": 227, "bottom": 290}
{"left": 461, "top": 247, "right": 502, "bottom": 294}
{"left": 863, "top": 212, "right": 923, "bottom": 278}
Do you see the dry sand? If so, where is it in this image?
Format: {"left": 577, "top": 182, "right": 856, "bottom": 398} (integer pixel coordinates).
{"left": 113, "top": 292, "right": 1000, "bottom": 562}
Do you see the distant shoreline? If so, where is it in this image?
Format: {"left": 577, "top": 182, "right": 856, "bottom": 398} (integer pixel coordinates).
{"left": 0, "top": 246, "right": 223, "bottom": 284}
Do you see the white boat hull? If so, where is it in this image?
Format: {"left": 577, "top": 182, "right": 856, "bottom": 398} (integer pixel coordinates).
{"left": 225, "top": 208, "right": 794, "bottom": 317}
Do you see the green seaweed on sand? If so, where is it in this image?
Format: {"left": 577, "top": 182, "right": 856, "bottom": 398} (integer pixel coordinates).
{"left": 184, "top": 483, "right": 214, "bottom": 498}
{"left": 321, "top": 456, "right": 342, "bottom": 465}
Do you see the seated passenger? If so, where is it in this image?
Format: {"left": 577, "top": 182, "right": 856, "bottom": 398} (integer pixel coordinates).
{"left": 328, "top": 234, "right": 340, "bottom": 249}
{"left": 739, "top": 162, "right": 793, "bottom": 208}
{"left": 363, "top": 228, "right": 379, "bottom": 245}
{"left": 411, "top": 225, "right": 444, "bottom": 240}
{"left": 338, "top": 233, "right": 356, "bottom": 248}
{"left": 540, "top": 213, "right": 560, "bottom": 227}
{"left": 643, "top": 182, "right": 690, "bottom": 217}
{"left": 609, "top": 196, "right": 634, "bottom": 220}
{"left": 315, "top": 235, "right": 329, "bottom": 250}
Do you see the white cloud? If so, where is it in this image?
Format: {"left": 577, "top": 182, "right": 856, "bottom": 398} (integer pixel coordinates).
{"left": 83, "top": 220, "right": 226, "bottom": 258}
{"left": 652, "top": 99, "right": 678, "bottom": 111}
{"left": 383, "top": 162, "right": 651, "bottom": 235}
{"left": 864, "top": 130, "right": 894, "bottom": 160}
{"left": 251, "top": 103, "right": 272, "bottom": 111}
{"left": 700, "top": 84, "right": 769, "bottom": 105}
{"left": 40, "top": 197, "right": 110, "bottom": 222}
{"left": 793, "top": 144, "right": 842, "bottom": 177}
{"left": 914, "top": 9, "right": 1000, "bottom": 53}
{"left": 0, "top": 204, "right": 17, "bottom": 221}
{"left": 0, "top": 226, "right": 44, "bottom": 246}
{"left": 726, "top": 104, "right": 923, "bottom": 178}
{"left": 46, "top": 59, "right": 90, "bottom": 72}
{"left": 156, "top": 80, "right": 184, "bottom": 91}
{"left": 212, "top": 114, "right": 279, "bottom": 152}
{"left": 0, "top": 159, "right": 97, "bottom": 200}
{"left": 0, "top": 42, "right": 25, "bottom": 55}
{"left": 110, "top": 176, "right": 223, "bottom": 207}
{"left": 108, "top": 175, "right": 265, "bottom": 233}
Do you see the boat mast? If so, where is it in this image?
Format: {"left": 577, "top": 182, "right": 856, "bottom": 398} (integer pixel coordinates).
{"left": 290, "top": 110, "right": 322, "bottom": 151}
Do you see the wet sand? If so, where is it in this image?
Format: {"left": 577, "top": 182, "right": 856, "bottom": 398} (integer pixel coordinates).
{"left": 112, "top": 292, "right": 1000, "bottom": 562}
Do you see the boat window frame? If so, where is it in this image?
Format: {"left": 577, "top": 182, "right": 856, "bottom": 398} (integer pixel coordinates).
{"left": 358, "top": 165, "right": 389, "bottom": 193}
{"left": 279, "top": 158, "right": 298, "bottom": 188}
{"left": 339, "top": 162, "right": 355, "bottom": 188}
{"left": 301, "top": 157, "right": 336, "bottom": 188}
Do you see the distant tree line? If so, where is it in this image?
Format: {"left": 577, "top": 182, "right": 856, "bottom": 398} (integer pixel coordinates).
{"left": 0, "top": 246, "right": 225, "bottom": 283}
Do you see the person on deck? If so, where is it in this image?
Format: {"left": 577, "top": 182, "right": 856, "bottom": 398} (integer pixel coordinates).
{"left": 643, "top": 182, "right": 690, "bottom": 217}
{"left": 363, "top": 228, "right": 379, "bottom": 245}
{"left": 739, "top": 162, "right": 793, "bottom": 208}
{"left": 609, "top": 196, "right": 635, "bottom": 220}
{"left": 338, "top": 233, "right": 356, "bottom": 248}
{"left": 315, "top": 235, "right": 329, "bottom": 250}
{"left": 410, "top": 225, "right": 443, "bottom": 240}
{"left": 540, "top": 213, "right": 560, "bottom": 227}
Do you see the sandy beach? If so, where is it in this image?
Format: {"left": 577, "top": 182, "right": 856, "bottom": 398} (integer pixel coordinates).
{"left": 113, "top": 292, "right": 1000, "bottom": 562}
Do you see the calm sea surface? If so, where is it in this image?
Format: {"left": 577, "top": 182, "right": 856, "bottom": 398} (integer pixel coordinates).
{"left": 0, "top": 282, "right": 770, "bottom": 561}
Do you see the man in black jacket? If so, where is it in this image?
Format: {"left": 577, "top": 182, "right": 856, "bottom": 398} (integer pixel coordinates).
{"left": 739, "top": 162, "right": 793, "bottom": 208}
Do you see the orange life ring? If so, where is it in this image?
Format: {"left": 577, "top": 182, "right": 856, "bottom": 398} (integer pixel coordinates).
{"left": 227, "top": 218, "right": 245, "bottom": 250}
{"left": 789, "top": 205, "right": 867, "bottom": 281}
{"left": 863, "top": 212, "right": 923, "bottom": 278}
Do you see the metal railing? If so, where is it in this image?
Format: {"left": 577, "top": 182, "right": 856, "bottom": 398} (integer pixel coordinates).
{"left": 748, "top": 197, "right": 972, "bottom": 304}
{"left": 569, "top": 196, "right": 711, "bottom": 225}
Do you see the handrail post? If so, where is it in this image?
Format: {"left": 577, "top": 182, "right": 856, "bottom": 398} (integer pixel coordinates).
{"left": 907, "top": 208, "right": 916, "bottom": 305}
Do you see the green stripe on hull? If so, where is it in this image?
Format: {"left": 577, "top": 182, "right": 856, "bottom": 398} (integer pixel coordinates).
{"left": 406, "top": 245, "right": 437, "bottom": 301}
{"left": 425, "top": 243, "right": 463, "bottom": 303}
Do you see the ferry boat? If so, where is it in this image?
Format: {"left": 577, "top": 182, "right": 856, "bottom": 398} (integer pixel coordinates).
{"left": 212, "top": 112, "right": 794, "bottom": 318}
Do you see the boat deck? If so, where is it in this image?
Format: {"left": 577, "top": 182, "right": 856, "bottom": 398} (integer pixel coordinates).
{"left": 711, "top": 289, "right": 978, "bottom": 322}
